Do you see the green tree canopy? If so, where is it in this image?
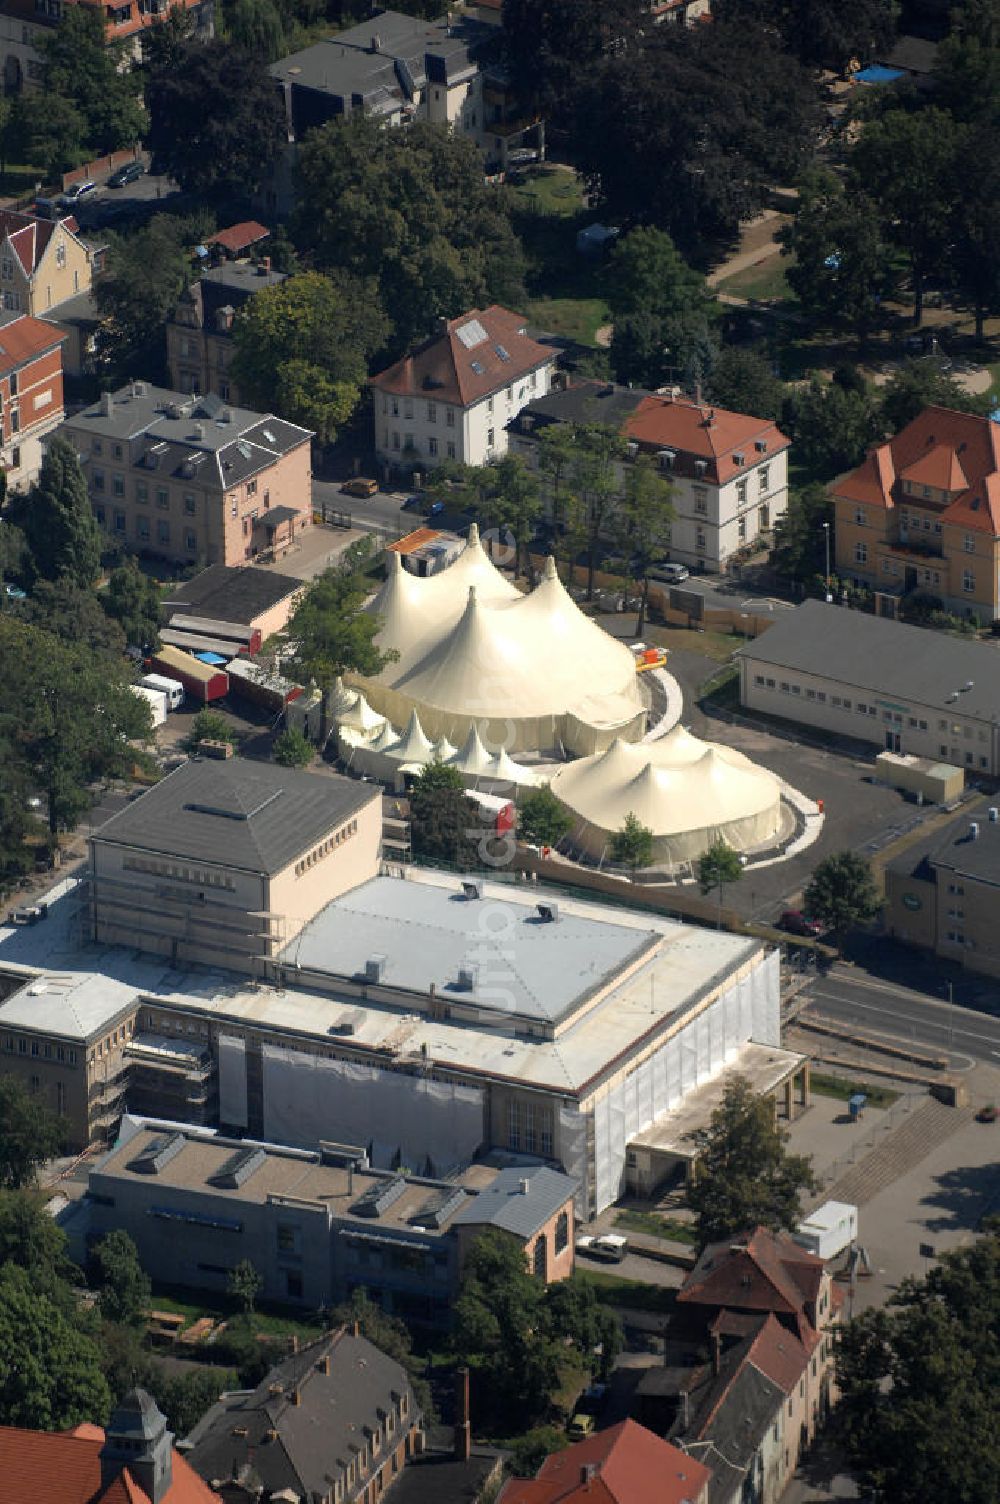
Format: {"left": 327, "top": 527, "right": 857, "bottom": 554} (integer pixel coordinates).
{"left": 615, "top": 454, "right": 676, "bottom": 635}
{"left": 293, "top": 115, "right": 525, "bottom": 353}
{"left": 566, "top": 423, "right": 627, "bottom": 601}
{"left": 231, "top": 271, "right": 390, "bottom": 445}
{"left": 688, "top": 1074, "right": 816, "bottom": 1247}
{"left": 518, "top": 785, "right": 573, "bottom": 848}
{"left": 0, "top": 1264, "right": 110, "bottom": 1430}
{"left": 225, "top": 0, "right": 287, "bottom": 60}
{"left": 409, "top": 761, "right": 482, "bottom": 867}
{"left": 0, "top": 1191, "right": 77, "bottom": 1288}
{"left": 0, "top": 1078, "right": 64, "bottom": 1190}
{"left": 804, "top": 850, "right": 881, "bottom": 940}
{"left": 6, "top": 439, "right": 102, "bottom": 590}
{"left": 770, "top": 482, "right": 834, "bottom": 588}
{"left": 272, "top": 728, "right": 314, "bottom": 768}
{"left": 500, "top": 0, "right": 645, "bottom": 123}
{"left": 835, "top": 1226, "right": 1000, "bottom": 1504}
{"left": 92, "top": 1230, "right": 151, "bottom": 1327}
{"left": 95, "top": 212, "right": 214, "bottom": 382}
{"left": 697, "top": 840, "right": 744, "bottom": 920}
{"left": 36, "top": 5, "right": 143, "bottom": 168}
{"left": 706, "top": 347, "right": 786, "bottom": 425}
{"left": 714, "top": 0, "right": 897, "bottom": 71}
{"left": 146, "top": 38, "right": 285, "bottom": 201}
{"left": 608, "top": 228, "right": 718, "bottom": 390}
{"left": 609, "top": 811, "right": 655, "bottom": 876}
{"left": 102, "top": 560, "right": 162, "bottom": 652}
{"left": 880, "top": 360, "right": 993, "bottom": 433}
{"left": 779, "top": 170, "right": 893, "bottom": 347}
{"left": 785, "top": 375, "right": 881, "bottom": 483}
{"left": 18, "top": 581, "right": 126, "bottom": 660}
{"left": 227, "top": 1259, "right": 263, "bottom": 1315}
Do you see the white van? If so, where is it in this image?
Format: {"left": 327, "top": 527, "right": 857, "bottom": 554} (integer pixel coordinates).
{"left": 140, "top": 673, "right": 184, "bottom": 711}
{"left": 575, "top": 1232, "right": 629, "bottom": 1263}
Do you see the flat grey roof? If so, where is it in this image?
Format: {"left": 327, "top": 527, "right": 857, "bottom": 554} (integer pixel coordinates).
{"left": 281, "top": 874, "right": 660, "bottom": 1025}
{"left": 92, "top": 760, "right": 377, "bottom": 876}
{"left": 162, "top": 563, "right": 301, "bottom": 625}
{"left": 888, "top": 807, "right": 1000, "bottom": 885}
{"left": 740, "top": 600, "right": 1000, "bottom": 722}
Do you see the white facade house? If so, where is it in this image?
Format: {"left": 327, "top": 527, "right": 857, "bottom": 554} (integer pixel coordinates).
{"left": 370, "top": 305, "right": 557, "bottom": 477}
{"left": 509, "top": 381, "right": 790, "bottom": 574}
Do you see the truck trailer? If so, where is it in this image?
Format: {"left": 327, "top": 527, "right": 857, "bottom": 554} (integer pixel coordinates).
{"left": 150, "top": 645, "right": 228, "bottom": 704}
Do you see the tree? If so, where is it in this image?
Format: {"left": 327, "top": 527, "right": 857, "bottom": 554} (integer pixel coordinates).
{"left": 770, "top": 482, "right": 834, "bottom": 588}
{"left": 608, "top": 228, "right": 718, "bottom": 390}
{"left": 716, "top": 0, "right": 897, "bottom": 71}
{"left": 38, "top": 5, "right": 143, "bottom": 160}
{"left": 697, "top": 839, "right": 743, "bottom": 925}
{"left": 778, "top": 170, "right": 893, "bottom": 347}
{"left": 784, "top": 376, "right": 880, "bottom": 483}
{"left": 849, "top": 109, "right": 963, "bottom": 326}
{"left": 0, "top": 618, "right": 151, "bottom": 836}
{"left": 19, "top": 581, "right": 126, "bottom": 660}
{"left": 445, "top": 455, "right": 541, "bottom": 580}
{"left": 0, "top": 1078, "right": 64, "bottom": 1190}
{"left": 273, "top": 728, "right": 314, "bottom": 768}
{"left": 500, "top": 0, "right": 645, "bottom": 124}
{"left": 146, "top": 39, "right": 285, "bottom": 202}
{"left": 293, "top": 115, "right": 525, "bottom": 353}
{"left": 92, "top": 1231, "right": 151, "bottom": 1327}
{"left": 18, "top": 91, "right": 87, "bottom": 181}
{"left": 835, "top": 1227, "right": 1000, "bottom": 1504}
{"left": 880, "top": 360, "right": 993, "bottom": 433}
{"left": 451, "top": 1229, "right": 560, "bottom": 1429}
{"left": 409, "top": 760, "right": 481, "bottom": 867}
{"left": 0, "top": 1264, "right": 110, "bottom": 1429}
{"left": 284, "top": 551, "right": 398, "bottom": 745}
{"left": 230, "top": 271, "right": 390, "bottom": 446}
{"left": 569, "top": 424, "right": 626, "bottom": 601}
{"left": 950, "top": 133, "right": 1000, "bottom": 342}
{"left": 687, "top": 1074, "right": 816, "bottom": 1247}
{"left": 535, "top": 423, "right": 579, "bottom": 576}
{"left": 185, "top": 708, "right": 239, "bottom": 752}
{"left": 227, "top": 1259, "right": 263, "bottom": 1316}
{"left": 609, "top": 811, "right": 655, "bottom": 876}
{"left": 518, "top": 786, "right": 573, "bottom": 849}
{"left": 804, "top": 850, "right": 881, "bottom": 942}
{"left": 706, "top": 347, "right": 786, "bottom": 425}
{"left": 6, "top": 439, "right": 102, "bottom": 590}
{"left": 95, "top": 213, "right": 213, "bottom": 382}
{"left": 616, "top": 455, "right": 676, "bottom": 635}
{"left": 102, "top": 560, "right": 162, "bottom": 652}
{"left": 545, "top": 1278, "right": 623, "bottom": 1380}
{"left": 225, "top": 0, "right": 286, "bottom": 60}
{"left": 0, "top": 1191, "right": 77, "bottom": 1290}
{"left": 152, "top": 1367, "right": 231, "bottom": 1440}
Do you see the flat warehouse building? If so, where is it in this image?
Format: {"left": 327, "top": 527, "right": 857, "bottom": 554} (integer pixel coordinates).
{"left": 738, "top": 600, "right": 1000, "bottom": 772}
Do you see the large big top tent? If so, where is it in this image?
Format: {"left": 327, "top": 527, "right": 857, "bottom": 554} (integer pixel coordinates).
{"left": 350, "top": 528, "right": 646, "bottom": 755}
{"left": 549, "top": 725, "right": 784, "bottom": 865}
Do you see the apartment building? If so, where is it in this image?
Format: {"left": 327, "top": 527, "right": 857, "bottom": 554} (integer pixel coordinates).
{"left": 167, "top": 260, "right": 286, "bottom": 404}
{"left": 885, "top": 809, "right": 1000, "bottom": 980}
{"left": 509, "top": 380, "right": 790, "bottom": 573}
{"left": 832, "top": 404, "right": 1000, "bottom": 622}
{"left": 738, "top": 599, "right": 1000, "bottom": 772}
{"left": 0, "top": 0, "right": 212, "bottom": 90}
{"left": 371, "top": 305, "right": 556, "bottom": 477}
{"left": 0, "top": 207, "right": 92, "bottom": 316}
{"left": 59, "top": 382, "right": 312, "bottom": 567}
{"left": 0, "top": 313, "right": 65, "bottom": 487}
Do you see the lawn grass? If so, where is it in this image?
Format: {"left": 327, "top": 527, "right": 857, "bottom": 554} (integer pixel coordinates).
{"left": 644, "top": 625, "right": 745, "bottom": 662}
{"left": 718, "top": 253, "right": 796, "bottom": 304}
{"left": 523, "top": 295, "right": 611, "bottom": 347}
{"left": 614, "top": 1209, "right": 698, "bottom": 1246}
{"left": 147, "top": 1287, "right": 324, "bottom": 1341}
{"left": 811, "top": 1072, "right": 900, "bottom": 1110}
{"left": 571, "top": 1268, "right": 676, "bottom": 1313}
{"left": 505, "top": 166, "right": 585, "bottom": 218}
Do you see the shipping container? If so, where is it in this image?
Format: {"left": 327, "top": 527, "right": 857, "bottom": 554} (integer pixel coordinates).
{"left": 226, "top": 656, "right": 303, "bottom": 715}
{"left": 129, "top": 683, "right": 168, "bottom": 727}
{"left": 150, "top": 645, "right": 228, "bottom": 703}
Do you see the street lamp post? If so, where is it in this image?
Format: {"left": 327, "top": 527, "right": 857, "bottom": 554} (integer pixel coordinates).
{"left": 946, "top": 979, "right": 955, "bottom": 1052}
{"left": 822, "top": 522, "right": 832, "bottom": 602}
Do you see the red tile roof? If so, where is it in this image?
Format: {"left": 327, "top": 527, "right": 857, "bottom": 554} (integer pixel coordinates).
{"left": 677, "top": 1227, "right": 824, "bottom": 1327}
{"left": 622, "top": 393, "right": 789, "bottom": 485}
{"left": 499, "top": 1420, "right": 711, "bottom": 1504}
{"left": 833, "top": 405, "right": 1000, "bottom": 534}
{"left": 371, "top": 305, "right": 554, "bottom": 408}
{"left": 206, "top": 221, "right": 270, "bottom": 254}
{"left": 0, "top": 314, "right": 66, "bottom": 372}
{"left": 744, "top": 1311, "right": 811, "bottom": 1395}
{"left": 0, "top": 1424, "right": 221, "bottom": 1504}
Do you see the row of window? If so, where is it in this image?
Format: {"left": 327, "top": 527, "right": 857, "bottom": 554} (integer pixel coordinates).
{"left": 94, "top": 505, "right": 198, "bottom": 552}
{"left": 3, "top": 1035, "right": 76, "bottom": 1064}
{"left": 384, "top": 431, "right": 458, "bottom": 460}
{"left": 93, "top": 472, "right": 200, "bottom": 514}
{"left": 294, "top": 818, "right": 359, "bottom": 877}
{"left": 381, "top": 375, "right": 539, "bottom": 426}
{"left": 881, "top": 559, "right": 941, "bottom": 587}
{"left": 122, "top": 855, "right": 236, "bottom": 890}
{"left": 507, "top": 1098, "right": 553, "bottom": 1157}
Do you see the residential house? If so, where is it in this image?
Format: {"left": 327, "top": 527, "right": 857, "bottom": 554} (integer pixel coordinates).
{"left": 0, "top": 1387, "right": 221, "bottom": 1504}
{"left": 831, "top": 404, "right": 1000, "bottom": 622}
{"left": 185, "top": 1328, "right": 421, "bottom": 1503}
{"left": 167, "top": 261, "right": 286, "bottom": 403}
{"left": 509, "top": 380, "right": 790, "bottom": 573}
{"left": 0, "top": 313, "right": 65, "bottom": 487}
{"left": 0, "top": 207, "right": 92, "bottom": 317}
{"left": 58, "top": 383, "right": 313, "bottom": 567}
{"left": 885, "top": 808, "right": 1000, "bottom": 979}
{"left": 77, "top": 1120, "right": 578, "bottom": 1322}
{"left": 0, "top": 0, "right": 212, "bottom": 92}
{"left": 737, "top": 598, "right": 1000, "bottom": 771}
{"left": 371, "top": 305, "right": 557, "bottom": 477}
{"left": 499, "top": 1418, "right": 712, "bottom": 1504}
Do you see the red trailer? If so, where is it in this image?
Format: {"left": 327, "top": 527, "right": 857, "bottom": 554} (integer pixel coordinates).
{"left": 468, "top": 790, "right": 516, "bottom": 835}
{"left": 151, "top": 645, "right": 228, "bottom": 704}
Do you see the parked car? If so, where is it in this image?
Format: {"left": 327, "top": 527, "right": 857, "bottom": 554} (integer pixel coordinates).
{"left": 341, "top": 477, "right": 379, "bottom": 498}
{"left": 566, "top": 1412, "right": 596, "bottom": 1441}
{"left": 508, "top": 147, "right": 540, "bottom": 165}
{"left": 648, "top": 561, "right": 690, "bottom": 584}
{"left": 778, "top": 910, "right": 823, "bottom": 937}
{"left": 4, "top": 583, "right": 26, "bottom": 600}
{"left": 59, "top": 180, "right": 96, "bottom": 207}
{"left": 401, "top": 494, "right": 424, "bottom": 511}
{"left": 107, "top": 160, "right": 145, "bottom": 188}
{"left": 427, "top": 499, "right": 445, "bottom": 517}
{"left": 574, "top": 1232, "right": 628, "bottom": 1263}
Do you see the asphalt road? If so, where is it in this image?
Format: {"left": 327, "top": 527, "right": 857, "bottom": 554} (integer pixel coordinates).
{"left": 312, "top": 479, "right": 414, "bottom": 537}
{"left": 803, "top": 964, "right": 1000, "bottom": 1066}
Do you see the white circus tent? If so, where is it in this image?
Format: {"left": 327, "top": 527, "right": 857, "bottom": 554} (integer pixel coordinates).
{"left": 353, "top": 546, "right": 646, "bottom": 755}
{"left": 550, "top": 729, "right": 782, "bottom": 864}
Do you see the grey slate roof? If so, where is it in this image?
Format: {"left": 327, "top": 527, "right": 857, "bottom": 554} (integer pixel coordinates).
{"left": 91, "top": 760, "right": 376, "bottom": 876}
{"left": 686, "top": 1360, "right": 784, "bottom": 1504}
{"left": 888, "top": 808, "right": 1000, "bottom": 886}
{"left": 509, "top": 379, "right": 650, "bottom": 437}
{"left": 739, "top": 600, "right": 1000, "bottom": 722}
{"left": 452, "top": 1163, "right": 576, "bottom": 1238}
{"left": 185, "top": 1329, "right": 417, "bottom": 1499}
{"left": 162, "top": 564, "right": 302, "bottom": 626}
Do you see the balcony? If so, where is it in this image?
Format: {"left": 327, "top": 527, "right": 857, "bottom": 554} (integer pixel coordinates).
{"left": 889, "top": 534, "right": 943, "bottom": 561}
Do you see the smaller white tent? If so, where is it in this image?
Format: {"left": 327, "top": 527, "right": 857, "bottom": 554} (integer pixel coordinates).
{"left": 337, "top": 691, "right": 387, "bottom": 739}
{"left": 393, "top": 710, "right": 435, "bottom": 764}
{"left": 450, "top": 724, "right": 495, "bottom": 777}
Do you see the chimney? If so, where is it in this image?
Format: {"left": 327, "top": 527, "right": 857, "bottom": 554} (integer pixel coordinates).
{"left": 291, "top": 1387, "right": 301, "bottom": 1406}
{"left": 694, "top": 380, "right": 703, "bottom": 406}
{"left": 454, "top": 1367, "right": 471, "bottom": 1463}
{"left": 100, "top": 391, "right": 114, "bottom": 417}
{"left": 353, "top": 1319, "right": 361, "bottom": 1338}
{"left": 291, "top": 1334, "right": 299, "bottom": 1354}
{"left": 258, "top": 255, "right": 272, "bottom": 275}
{"left": 581, "top": 1463, "right": 598, "bottom": 1484}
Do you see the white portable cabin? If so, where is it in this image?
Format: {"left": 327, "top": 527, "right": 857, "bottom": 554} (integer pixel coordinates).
{"left": 794, "top": 1200, "right": 858, "bottom": 1261}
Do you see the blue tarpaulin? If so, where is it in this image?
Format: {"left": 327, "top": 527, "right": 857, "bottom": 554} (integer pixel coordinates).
{"left": 194, "top": 651, "right": 227, "bottom": 666}
{"left": 854, "top": 65, "right": 905, "bottom": 84}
